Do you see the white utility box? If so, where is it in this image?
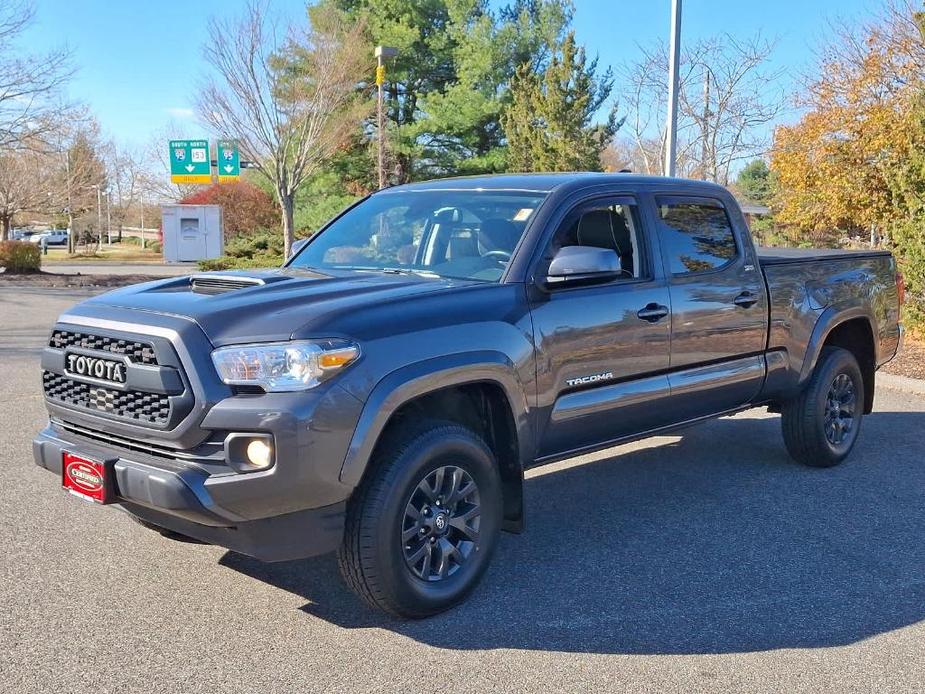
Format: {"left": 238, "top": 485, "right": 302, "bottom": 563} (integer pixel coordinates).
{"left": 160, "top": 204, "right": 224, "bottom": 263}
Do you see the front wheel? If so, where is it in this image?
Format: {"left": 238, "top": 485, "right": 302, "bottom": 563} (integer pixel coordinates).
{"left": 782, "top": 346, "right": 864, "bottom": 467}
{"left": 337, "top": 420, "right": 503, "bottom": 618}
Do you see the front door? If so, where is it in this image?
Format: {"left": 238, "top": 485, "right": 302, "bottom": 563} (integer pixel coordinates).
{"left": 652, "top": 194, "right": 768, "bottom": 420}
{"left": 530, "top": 196, "right": 673, "bottom": 460}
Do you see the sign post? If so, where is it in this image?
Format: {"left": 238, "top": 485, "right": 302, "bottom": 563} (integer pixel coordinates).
{"left": 216, "top": 139, "right": 241, "bottom": 182}
{"left": 169, "top": 139, "right": 211, "bottom": 184}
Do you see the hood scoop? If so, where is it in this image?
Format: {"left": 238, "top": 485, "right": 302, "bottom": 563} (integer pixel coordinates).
{"left": 190, "top": 274, "right": 266, "bottom": 295}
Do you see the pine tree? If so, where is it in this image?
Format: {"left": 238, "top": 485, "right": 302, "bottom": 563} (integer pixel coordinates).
{"left": 736, "top": 160, "right": 773, "bottom": 205}
{"left": 502, "top": 32, "right": 619, "bottom": 172}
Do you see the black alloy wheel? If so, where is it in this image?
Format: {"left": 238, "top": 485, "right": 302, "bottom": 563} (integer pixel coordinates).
{"left": 401, "top": 465, "right": 481, "bottom": 582}
{"left": 823, "top": 373, "right": 857, "bottom": 446}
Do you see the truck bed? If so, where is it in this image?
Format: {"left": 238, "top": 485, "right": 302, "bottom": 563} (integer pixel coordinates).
{"left": 760, "top": 247, "right": 901, "bottom": 383}
{"left": 758, "top": 247, "right": 893, "bottom": 265}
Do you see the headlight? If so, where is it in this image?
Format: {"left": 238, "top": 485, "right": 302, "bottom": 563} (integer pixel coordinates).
{"left": 211, "top": 340, "right": 360, "bottom": 392}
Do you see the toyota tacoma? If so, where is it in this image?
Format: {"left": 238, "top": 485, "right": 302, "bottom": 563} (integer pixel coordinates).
{"left": 33, "top": 174, "right": 903, "bottom": 617}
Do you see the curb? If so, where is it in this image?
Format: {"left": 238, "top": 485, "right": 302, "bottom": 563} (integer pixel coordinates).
{"left": 877, "top": 372, "right": 925, "bottom": 395}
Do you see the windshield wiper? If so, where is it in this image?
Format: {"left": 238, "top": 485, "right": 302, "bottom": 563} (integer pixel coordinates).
{"left": 377, "top": 267, "right": 440, "bottom": 278}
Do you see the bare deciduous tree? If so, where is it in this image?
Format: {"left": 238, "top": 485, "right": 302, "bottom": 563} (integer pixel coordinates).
{"left": 0, "top": 145, "right": 55, "bottom": 238}
{"left": 620, "top": 33, "right": 785, "bottom": 184}
{"left": 45, "top": 116, "right": 107, "bottom": 249}
{"left": 104, "top": 142, "right": 144, "bottom": 241}
{"left": 0, "top": 0, "right": 74, "bottom": 150}
{"left": 199, "top": 2, "right": 371, "bottom": 256}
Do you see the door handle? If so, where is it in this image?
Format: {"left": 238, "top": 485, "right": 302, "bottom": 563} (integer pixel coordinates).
{"left": 734, "top": 291, "right": 759, "bottom": 308}
{"left": 637, "top": 303, "right": 669, "bottom": 322}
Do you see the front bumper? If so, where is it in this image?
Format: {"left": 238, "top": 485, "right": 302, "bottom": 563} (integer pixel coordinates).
{"left": 35, "top": 306, "right": 368, "bottom": 561}
{"left": 33, "top": 421, "right": 349, "bottom": 561}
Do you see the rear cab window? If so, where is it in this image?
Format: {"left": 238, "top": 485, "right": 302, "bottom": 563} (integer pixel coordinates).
{"left": 655, "top": 198, "right": 739, "bottom": 275}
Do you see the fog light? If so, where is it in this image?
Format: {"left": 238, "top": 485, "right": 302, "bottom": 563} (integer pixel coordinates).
{"left": 224, "top": 433, "right": 275, "bottom": 473}
{"left": 245, "top": 439, "right": 273, "bottom": 469}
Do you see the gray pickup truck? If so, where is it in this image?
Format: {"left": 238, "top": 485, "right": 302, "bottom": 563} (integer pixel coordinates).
{"left": 33, "top": 174, "right": 903, "bottom": 617}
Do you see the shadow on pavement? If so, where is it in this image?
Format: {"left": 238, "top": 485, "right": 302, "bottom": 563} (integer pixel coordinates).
{"left": 220, "top": 409, "right": 925, "bottom": 655}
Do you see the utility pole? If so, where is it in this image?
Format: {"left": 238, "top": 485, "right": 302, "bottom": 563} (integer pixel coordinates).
{"left": 375, "top": 46, "right": 398, "bottom": 190}
{"left": 664, "top": 0, "right": 682, "bottom": 177}
{"left": 140, "top": 189, "right": 145, "bottom": 250}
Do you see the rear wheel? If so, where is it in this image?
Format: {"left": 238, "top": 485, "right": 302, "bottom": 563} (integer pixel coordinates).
{"left": 338, "top": 420, "right": 502, "bottom": 618}
{"left": 782, "top": 346, "right": 864, "bottom": 467}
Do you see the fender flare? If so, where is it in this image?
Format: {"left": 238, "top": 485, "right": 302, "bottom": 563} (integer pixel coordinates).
{"left": 338, "top": 351, "right": 533, "bottom": 489}
{"left": 799, "top": 303, "right": 877, "bottom": 386}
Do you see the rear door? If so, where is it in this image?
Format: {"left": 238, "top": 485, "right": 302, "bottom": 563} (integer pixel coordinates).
{"left": 652, "top": 194, "right": 768, "bottom": 420}
{"left": 529, "top": 195, "right": 674, "bottom": 460}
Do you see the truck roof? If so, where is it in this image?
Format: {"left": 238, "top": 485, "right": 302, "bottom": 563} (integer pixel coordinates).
{"left": 381, "top": 172, "right": 730, "bottom": 195}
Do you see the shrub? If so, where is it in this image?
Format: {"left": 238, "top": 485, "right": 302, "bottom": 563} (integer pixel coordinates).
{"left": 0, "top": 240, "right": 41, "bottom": 273}
{"left": 198, "top": 255, "right": 284, "bottom": 271}
{"left": 224, "top": 228, "right": 284, "bottom": 258}
{"left": 195, "top": 227, "right": 309, "bottom": 271}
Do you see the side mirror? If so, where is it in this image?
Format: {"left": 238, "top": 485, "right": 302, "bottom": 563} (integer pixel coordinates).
{"left": 545, "top": 246, "right": 621, "bottom": 286}
{"left": 289, "top": 237, "right": 309, "bottom": 258}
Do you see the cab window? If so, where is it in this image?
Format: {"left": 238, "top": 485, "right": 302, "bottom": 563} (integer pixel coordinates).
{"left": 550, "top": 202, "right": 645, "bottom": 280}
{"left": 657, "top": 201, "right": 738, "bottom": 275}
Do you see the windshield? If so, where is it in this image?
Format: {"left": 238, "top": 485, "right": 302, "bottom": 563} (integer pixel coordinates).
{"left": 288, "top": 189, "right": 547, "bottom": 282}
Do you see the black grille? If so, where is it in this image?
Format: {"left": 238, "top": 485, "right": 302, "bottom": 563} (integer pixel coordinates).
{"left": 49, "top": 330, "right": 158, "bottom": 365}
{"left": 43, "top": 371, "right": 171, "bottom": 425}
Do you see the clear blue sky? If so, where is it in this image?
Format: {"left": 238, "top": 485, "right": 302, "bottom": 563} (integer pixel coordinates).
{"left": 24, "top": 0, "right": 880, "bottom": 150}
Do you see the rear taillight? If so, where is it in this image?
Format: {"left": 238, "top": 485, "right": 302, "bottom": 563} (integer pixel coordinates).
{"left": 896, "top": 271, "right": 906, "bottom": 308}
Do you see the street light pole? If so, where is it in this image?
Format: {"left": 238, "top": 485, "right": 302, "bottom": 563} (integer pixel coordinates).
{"left": 105, "top": 191, "right": 111, "bottom": 245}
{"left": 664, "top": 0, "right": 682, "bottom": 177}
{"left": 375, "top": 45, "right": 398, "bottom": 190}
{"left": 96, "top": 185, "right": 102, "bottom": 248}
{"left": 64, "top": 149, "right": 75, "bottom": 254}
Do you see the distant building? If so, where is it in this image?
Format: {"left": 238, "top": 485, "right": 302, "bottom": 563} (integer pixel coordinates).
{"left": 739, "top": 203, "right": 771, "bottom": 216}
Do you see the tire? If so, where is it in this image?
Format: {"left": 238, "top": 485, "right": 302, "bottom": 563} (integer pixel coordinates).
{"left": 338, "top": 420, "right": 503, "bottom": 618}
{"left": 782, "top": 346, "right": 864, "bottom": 467}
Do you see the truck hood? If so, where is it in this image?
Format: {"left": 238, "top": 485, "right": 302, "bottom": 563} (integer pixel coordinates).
{"left": 84, "top": 267, "right": 469, "bottom": 346}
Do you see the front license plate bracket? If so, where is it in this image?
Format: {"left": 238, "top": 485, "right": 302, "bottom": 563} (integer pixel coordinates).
{"left": 62, "top": 452, "right": 116, "bottom": 504}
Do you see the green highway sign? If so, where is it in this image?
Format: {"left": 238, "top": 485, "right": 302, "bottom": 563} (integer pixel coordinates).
{"left": 216, "top": 139, "right": 240, "bottom": 182}
{"left": 169, "top": 139, "right": 211, "bottom": 184}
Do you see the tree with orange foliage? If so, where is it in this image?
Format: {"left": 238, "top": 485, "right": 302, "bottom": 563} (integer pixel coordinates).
{"left": 180, "top": 180, "right": 280, "bottom": 238}
{"left": 771, "top": 1, "right": 925, "bottom": 320}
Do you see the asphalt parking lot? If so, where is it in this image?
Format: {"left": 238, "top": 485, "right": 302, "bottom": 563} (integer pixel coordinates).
{"left": 1, "top": 286, "right": 923, "bottom": 694}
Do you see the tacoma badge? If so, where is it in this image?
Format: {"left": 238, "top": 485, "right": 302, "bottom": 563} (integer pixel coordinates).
{"left": 566, "top": 371, "right": 614, "bottom": 387}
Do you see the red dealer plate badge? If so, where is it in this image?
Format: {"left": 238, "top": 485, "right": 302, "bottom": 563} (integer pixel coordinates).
{"left": 62, "top": 452, "right": 113, "bottom": 504}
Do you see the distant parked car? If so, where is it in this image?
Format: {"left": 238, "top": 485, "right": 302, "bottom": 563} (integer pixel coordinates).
{"left": 11, "top": 229, "right": 36, "bottom": 241}
{"left": 29, "top": 230, "right": 68, "bottom": 246}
